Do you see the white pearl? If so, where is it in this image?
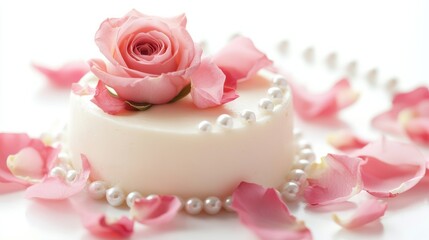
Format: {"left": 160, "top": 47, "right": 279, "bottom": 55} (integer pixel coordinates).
{"left": 185, "top": 198, "right": 203, "bottom": 215}
{"left": 65, "top": 170, "right": 78, "bottom": 183}
{"left": 106, "top": 187, "right": 125, "bottom": 207}
{"left": 293, "top": 128, "right": 303, "bottom": 139}
{"left": 198, "top": 120, "right": 212, "bottom": 132}
{"left": 272, "top": 75, "right": 288, "bottom": 90}
{"left": 299, "top": 148, "right": 316, "bottom": 162}
{"left": 346, "top": 60, "right": 357, "bottom": 76}
{"left": 288, "top": 169, "right": 307, "bottom": 184}
{"left": 295, "top": 139, "right": 311, "bottom": 152}
{"left": 57, "top": 152, "right": 71, "bottom": 162}
{"left": 49, "top": 167, "right": 66, "bottom": 179}
{"left": 258, "top": 98, "right": 274, "bottom": 113}
{"left": 223, "top": 196, "right": 234, "bottom": 212}
{"left": 216, "top": 114, "right": 233, "bottom": 129}
{"left": 293, "top": 159, "right": 311, "bottom": 171}
{"left": 204, "top": 197, "right": 222, "bottom": 215}
{"left": 240, "top": 110, "right": 256, "bottom": 123}
{"left": 126, "top": 191, "right": 143, "bottom": 208}
{"left": 267, "top": 87, "right": 283, "bottom": 102}
{"left": 88, "top": 181, "right": 108, "bottom": 200}
{"left": 281, "top": 182, "right": 299, "bottom": 201}
{"left": 303, "top": 47, "right": 315, "bottom": 63}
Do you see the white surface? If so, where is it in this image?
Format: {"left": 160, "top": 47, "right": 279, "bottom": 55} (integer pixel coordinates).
{"left": 0, "top": 0, "right": 429, "bottom": 239}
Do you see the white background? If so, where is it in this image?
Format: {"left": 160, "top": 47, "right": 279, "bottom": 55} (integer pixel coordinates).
{"left": 0, "top": 0, "right": 428, "bottom": 239}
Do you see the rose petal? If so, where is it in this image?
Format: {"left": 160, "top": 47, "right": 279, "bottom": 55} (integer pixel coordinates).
{"left": 25, "top": 155, "right": 90, "bottom": 199}
{"left": 0, "top": 182, "right": 27, "bottom": 194}
{"left": 33, "top": 61, "right": 89, "bottom": 88}
{"left": 0, "top": 133, "right": 57, "bottom": 186}
{"left": 289, "top": 78, "right": 359, "bottom": 120}
{"left": 71, "top": 195, "right": 134, "bottom": 238}
{"left": 91, "top": 80, "right": 129, "bottom": 115}
{"left": 71, "top": 83, "right": 95, "bottom": 96}
{"left": 213, "top": 36, "right": 272, "bottom": 83}
{"left": 130, "top": 195, "right": 181, "bottom": 226}
{"left": 327, "top": 130, "right": 369, "bottom": 152}
{"left": 393, "top": 86, "right": 429, "bottom": 107}
{"left": 304, "top": 154, "right": 362, "bottom": 205}
{"left": 190, "top": 58, "right": 227, "bottom": 108}
{"left": 332, "top": 199, "right": 387, "bottom": 229}
{"left": 232, "top": 182, "right": 312, "bottom": 240}
{"left": 354, "top": 138, "right": 426, "bottom": 197}
{"left": 405, "top": 118, "right": 429, "bottom": 145}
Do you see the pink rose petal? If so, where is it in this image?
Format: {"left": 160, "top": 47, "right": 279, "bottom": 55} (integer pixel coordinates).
{"left": 354, "top": 138, "right": 426, "bottom": 197}
{"left": 289, "top": 78, "right": 359, "bottom": 120}
{"left": 33, "top": 61, "right": 89, "bottom": 88}
{"left": 91, "top": 80, "right": 129, "bottom": 115}
{"left": 332, "top": 199, "right": 387, "bottom": 229}
{"left": 327, "top": 130, "right": 369, "bottom": 152}
{"left": 71, "top": 196, "right": 134, "bottom": 238}
{"left": 130, "top": 195, "right": 181, "bottom": 226}
{"left": 405, "top": 117, "right": 429, "bottom": 145}
{"left": 190, "top": 58, "right": 227, "bottom": 108}
{"left": 232, "top": 182, "right": 312, "bottom": 240}
{"left": 0, "top": 133, "right": 57, "bottom": 187}
{"left": 0, "top": 182, "right": 27, "bottom": 194}
{"left": 71, "top": 83, "right": 95, "bottom": 96}
{"left": 25, "top": 155, "right": 90, "bottom": 200}
{"left": 213, "top": 36, "right": 272, "bottom": 82}
{"left": 304, "top": 154, "right": 362, "bottom": 205}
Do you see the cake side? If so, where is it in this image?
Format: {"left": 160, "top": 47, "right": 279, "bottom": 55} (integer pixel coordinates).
{"left": 68, "top": 70, "right": 294, "bottom": 198}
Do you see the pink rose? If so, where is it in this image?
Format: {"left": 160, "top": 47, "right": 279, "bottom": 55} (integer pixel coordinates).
{"left": 89, "top": 10, "right": 202, "bottom": 104}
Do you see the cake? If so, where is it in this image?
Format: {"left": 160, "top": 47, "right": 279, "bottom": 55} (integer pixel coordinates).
{"left": 67, "top": 9, "right": 295, "bottom": 207}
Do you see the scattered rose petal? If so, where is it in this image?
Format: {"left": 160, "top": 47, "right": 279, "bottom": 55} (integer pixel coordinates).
{"left": 354, "top": 138, "right": 426, "bottom": 197}
{"left": 190, "top": 58, "right": 227, "bottom": 108}
{"left": 0, "top": 182, "right": 27, "bottom": 194}
{"left": 91, "top": 80, "right": 129, "bottom": 115}
{"left": 332, "top": 199, "right": 387, "bottom": 229}
{"left": 72, "top": 83, "right": 95, "bottom": 96}
{"left": 327, "top": 130, "right": 369, "bottom": 152}
{"left": 33, "top": 61, "right": 89, "bottom": 88}
{"left": 289, "top": 78, "right": 359, "bottom": 120}
{"left": 130, "top": 195, "right": 181, "bottom": 226}
{"left": 0, "top": 133, "right": 57, "bottom": 188}
{"left": 71, "top": 195, "right": 134, "bottom": 238}
{"left": 304, "top": 154, "right": 362, "bottom": 205}
{"left": 232, "top": 182, "right": 312, "bottom": 240}
{"left": 25, "top": 155, "right": 90, "bottom": 199}
{"left": 372, "top": 86, "right": 429, "bottom": 144}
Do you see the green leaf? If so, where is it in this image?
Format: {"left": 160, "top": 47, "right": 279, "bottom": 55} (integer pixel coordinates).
{"left": 169, "top": 84, "right": 191, "bottom": 103}
{"left": 125, "top": 101, "right": 153, "bottom": 111}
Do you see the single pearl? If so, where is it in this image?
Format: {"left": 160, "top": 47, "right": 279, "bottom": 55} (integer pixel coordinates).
{"left": 198, "top": 120, "right": 212, "bottom": 132}
{"left": 126, "top": 191, "right": 143, "bottom": 208}
{"left": 277, "top": 39, "right": 289, "bottom": 55}
{"left": 293, "top": 159, "right": 311, "bottom": 171}
{"left": 88, "top": 181, "right": 108, "bottom": 200}
{"left": 223, "top": 196, "right": 234, "bottom": 212}
{"left": 267, "top": 87, "right": 283, "bottom": 102}
{"left": 367, "top": 68, "right": 378, "bottom": 85}
{"left": 65, "top": 170, "right": 78, "bottom": 183}
{"left": 204, "top": 197, "right": 222, "bottom": 215}
{"left": 106, "top": 187, "right": 125, "bottom": 207}
{"left": 258, "top": 98, "right": 274, "bottom": 113}
{"left": 346, "top": 60, "right": 358, "bottom": 76}
{"left": 293, "top": 128, "right": 303, "bottom": 140}
{"left": 281, "top": 181, "right": 299, "bottom": 201}
{"left": 295, "top": 139, "right": 312, "bottom": 152}
{"left": 240, "top": 110, "right": 256, "bottom": 123}
{"left": 326, "top": 52, "right": 337, "bottom": 69}
{"left": 288, "top": 169, "right": 307, "bottom": 184}
{"left": 299, "top": 148, "right": 316, "bottom": 162}
{"left": 216, "top": 114, "right": 233, "bottom": 129}
{"left": 303, "top": 47, "right": 315, "bottom": 63}
{"left": 49, "top": 166, "right": 66, "bottom": 179}
{"left": 272, "top": 75, "right": 288, "bottom": 90}
{"left": 185, "top": 198, "right": 203, "bottom": 215}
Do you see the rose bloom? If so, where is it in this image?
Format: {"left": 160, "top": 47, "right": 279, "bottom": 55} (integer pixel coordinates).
{"left": 89, "top": 10, "right": 201, "bottom": 104}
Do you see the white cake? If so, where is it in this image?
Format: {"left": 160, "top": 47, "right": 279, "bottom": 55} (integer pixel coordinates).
{"left": 68, "top": 69, "right": 293, "bottom": 199}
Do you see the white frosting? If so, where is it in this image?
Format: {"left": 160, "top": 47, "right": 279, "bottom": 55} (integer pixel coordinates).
{"left": 68, "top": 70, "right": 294, "bottom": 198}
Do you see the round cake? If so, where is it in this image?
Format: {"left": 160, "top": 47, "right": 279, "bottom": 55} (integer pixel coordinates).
{"left": 68, "top": 69, "right": 294, "bottom": 199}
